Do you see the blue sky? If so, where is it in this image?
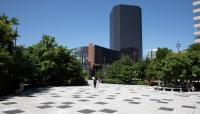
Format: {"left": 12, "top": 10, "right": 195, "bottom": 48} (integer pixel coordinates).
{"left": 0, "top": 0, "right": 193, "bottom": 56}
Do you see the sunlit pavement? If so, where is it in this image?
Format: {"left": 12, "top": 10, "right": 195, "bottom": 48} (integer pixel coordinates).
{"left": 0, "top": 80, "right": 200, "bottom": 114}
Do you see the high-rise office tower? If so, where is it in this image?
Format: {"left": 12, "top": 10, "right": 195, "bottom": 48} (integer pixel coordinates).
{"left": 193, "top": 0, "right": 200, "bottom": 43}
{"left": 110, "top": 4, "right": 142, "bottom": 60}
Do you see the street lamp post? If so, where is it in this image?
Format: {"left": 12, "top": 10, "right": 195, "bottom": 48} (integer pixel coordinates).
{"left": 133, "top": 51, "right": 136, "bottom": 63}
{"left": 176, "top": 41, "right": 181, "bottom": 53}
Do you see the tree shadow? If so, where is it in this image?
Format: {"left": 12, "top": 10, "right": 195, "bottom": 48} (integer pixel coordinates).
{"left": 20, "top": 87, "right": 52, "bottom": 97}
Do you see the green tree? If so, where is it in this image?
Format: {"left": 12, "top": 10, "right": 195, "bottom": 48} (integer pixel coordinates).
{"left": 27, "top": 35, "right": 87, "bottom": 86}
{"left": 145, "top": 60, "right": 163, "bottom": 82}
{"left": 187, "top": 51, "right": 200, "bottom": 82}
{"left": 187, "top": 43, "right": 200, "bottom": 52}
{"left": 135, "top": 60, "right": 147, "bottom": 80}
{"left": 0, "top": 13, "right": 18, "bottom": 53}
{"left": 156, "top": 47, "right": 172, "bottom": 60}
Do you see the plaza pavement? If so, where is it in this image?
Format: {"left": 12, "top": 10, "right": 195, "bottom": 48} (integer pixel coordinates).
{"left": 0, "top": 80, "right": 200, "bottom": 114}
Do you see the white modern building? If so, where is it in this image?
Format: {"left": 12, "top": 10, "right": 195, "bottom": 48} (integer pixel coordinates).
{"left": 146, "top": 48, "right": 157, "bottom": 59}
{"left": 193, "top": 0, "right": 200, "bottom": 43}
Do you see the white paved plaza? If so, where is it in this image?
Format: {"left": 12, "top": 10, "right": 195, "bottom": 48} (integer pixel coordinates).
{"left": 0, "top": 81, "right": 200, "bottom": 114}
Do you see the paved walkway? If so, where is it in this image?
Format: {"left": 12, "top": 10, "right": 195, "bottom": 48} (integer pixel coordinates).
{"left": 0, "top": 81, "right": 200, "bottom": 114}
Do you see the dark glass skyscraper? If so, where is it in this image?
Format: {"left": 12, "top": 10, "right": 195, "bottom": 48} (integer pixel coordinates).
{"left": 110, "top": 4, "right": 142, "bottom": 60}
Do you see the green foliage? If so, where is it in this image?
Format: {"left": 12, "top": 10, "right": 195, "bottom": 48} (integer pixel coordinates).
{"left": 0, "top": 13, "right": 18, "bottom": 53}
{"left": 103, "top": 79, "right": 125, "bottom": 84}
{"left": 187, "top": 44, "right": 200, "bottom": 52}
{"left": 96, "top": 56, "right": 138, "bottom": 84}
{"left": 100, "top": 46, "right": 200, "bottom": 86}
{"left": 95, "top": 70, "right": 105, "bottom": 79}
{"left": 136, "top": 80, "right": 148, "bottom": 85}
{"left": 144, "top": 47, "right": 200, "bottom": 87}
{"left": 144, "top": 60, "right": 163, "bottom": 81}
{"left": 0, "top": 14, "right": 87, "bottom": 95}
{"left": 156, "top": 47, "right": 172, "bottom": 60}
{"left": 26, "top": 35, "right": 87, "bottom": 86}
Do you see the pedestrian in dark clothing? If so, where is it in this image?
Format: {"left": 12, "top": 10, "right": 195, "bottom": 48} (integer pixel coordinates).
{"left": 93, "top": 77, "right": 97, "bottom": 88}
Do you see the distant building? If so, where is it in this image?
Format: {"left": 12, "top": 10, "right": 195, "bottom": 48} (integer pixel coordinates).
{"left": 110, "top": 4, "right": 142, "bottom": 60}
{"left": 146, "top": 49, "right": 157, "bottom": 59}
{"left": 71, "top": 46, "right": 89, "bottom": 71}
{"left": 72, "top": 4, "right": 143, "bottom": 76}
{"left": 193, "top": 0, "right": 200, "bottom": 43}
{"left": 72, "top": 43, "right": 121, "bottom": 76}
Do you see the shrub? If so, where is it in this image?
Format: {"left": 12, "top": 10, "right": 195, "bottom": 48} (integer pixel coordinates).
{"left": 103, "top": 79, "right": 125, "bottom": 84}
{"left": 136, "top": 80, "right": 149, "bottom": 85}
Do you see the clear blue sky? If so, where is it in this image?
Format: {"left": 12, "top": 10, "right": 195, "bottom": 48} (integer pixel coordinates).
{"left": 0, "top": 0, "right": 193, "bottom": 56}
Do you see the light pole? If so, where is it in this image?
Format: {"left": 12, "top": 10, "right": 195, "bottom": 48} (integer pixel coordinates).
{"left": 176, "top": 41, "right": 181, "bottom": 53}
{"left": 133, "top": 51, "right": 136, "bottom": 63}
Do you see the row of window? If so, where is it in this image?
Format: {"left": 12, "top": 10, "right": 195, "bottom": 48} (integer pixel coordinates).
{"left": 74, "top": 53, "right": 88, "bottom": 63}
{"left": 195, "top": 35, "right": 200, "bottom": 39}
{"left": 193, "top": 0, "right": 200, "bottom": 6}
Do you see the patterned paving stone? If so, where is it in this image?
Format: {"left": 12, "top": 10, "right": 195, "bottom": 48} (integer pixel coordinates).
{"left": 2, "top": 102, "right": 17, "bottom": 105}
{"left": 105, "top": 97, "right": 115, "bottom": 99}
{"left": 132, "top": 97, "right": 141, "bottom": 99}
{"left": 108, "top": 95, "right": 116, "bottom": 97}
{"left": 41, "top": 102, "right": 55, "bottom": 105}
{"left": 3, "top": 109, "right": 24, "bottom": 114}
{"left": 50, "top": 93, "right": 58, "bottom": 95}
{"left": 158, "top": 101, "right": 169, "bottom": 104}
{"left": 37, "top": 105, "right": 53, "bottom": 109}
{"left": 150, "top": 99, "right": 160, "bottom": 102}
{"left": 57, "top": 105, "right": 72, "bottom": 109}
{"left": 77, "top": 109, "right": 96, "bottom": 114}
{"left": 78, "top": 99, "right": 90, "bottom": 102}
{"left": 129, "top": 101, "right": 140, "bottom": 104}
{"left": 1, "top": 82, "right": 200, "bottom": 114}
{"left": 87, "top": 96, "right": 95, "bottom": 98}
{"left": 159, "top": 107, "right": 174, "bottom": 111}
{"left": 52, "top": 95, "right": 61, "bottom": 97}
{"left": 95, "top": 102, "right": 108, "bottom": 105}
{"left": 163, "top": 99, "right": 173, "bottom": 101}
{"left": 72, "top": 95, "right": 81, "bottom": 98}
{"left": 72, "top": 96, "right": 81, "bottom": 98}
{"left": 73, "top": 95, "right": 81, "bottom": 96}
{"left": 99, "top": 109, "right": 117, "bottom": 113}
{"left": 124, "top": 99, "right": 134, "bottom": 101}
{"left": 75, "top": 92, "right": 81, "bottom": 94}
{"left": 115, "top": 93, "right": 120, "bottom": 94}
{"left": 62, "top": 102, "right": 74, "bottom": 105}
{"left": 91, "top": 94, "right": 98, "bottom": 96}
{"left": 85, "top": 93, "right": 91, "bottom": 94}
{"left": 142, "top": 95, "right": 150, "bottom": 96}
{"left": 182, "top": 105, "right": 196, "bottom": 109}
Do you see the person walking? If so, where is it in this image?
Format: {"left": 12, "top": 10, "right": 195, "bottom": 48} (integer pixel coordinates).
{"left": 93, "top": 76, "right": 97, "bottom": 88}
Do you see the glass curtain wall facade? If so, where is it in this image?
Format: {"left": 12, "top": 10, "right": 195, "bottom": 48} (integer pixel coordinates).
{"left": 71, "top": 46, "right": 89, "bottom": 71}
{"left": 110, "top": 4, "right": 142, "bottom": 60}
{"left": 193, "top": 0, "right": 200, "bottom": 43}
